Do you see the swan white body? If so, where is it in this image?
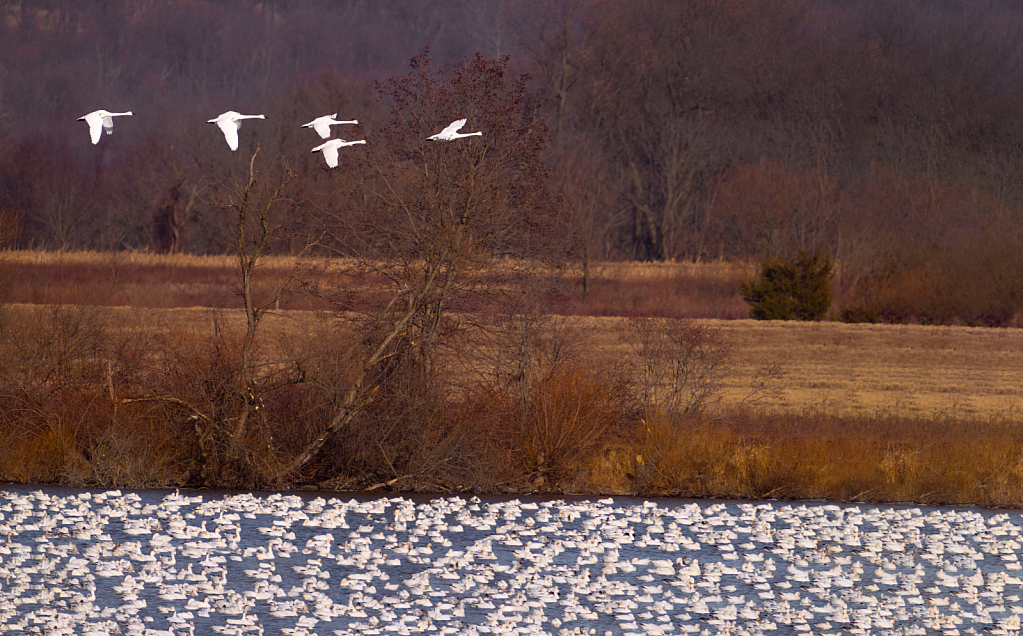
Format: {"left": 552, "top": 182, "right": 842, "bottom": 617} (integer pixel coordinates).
{"left": 311, "top": 138, "right": 366, "bottom": 168}
{"left": 427, "top": 118, "right": 482, "bottom": 141}
{"left": 302, "top": 114, "right": 358, "bottom": 139}
{"left": 78, "top": 110, "right": 133, "bottom": 145}
{"left": 208, "top": 111, "right": 266, "bottom": 151}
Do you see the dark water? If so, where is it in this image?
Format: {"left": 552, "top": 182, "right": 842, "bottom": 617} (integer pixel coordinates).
{"left": 0, "top": 485, "right": 1019, "bottom": 636}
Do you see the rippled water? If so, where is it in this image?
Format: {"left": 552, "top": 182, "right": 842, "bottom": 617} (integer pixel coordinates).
{"left": 0, "top": 486, "right": 1021, "bottom": 636}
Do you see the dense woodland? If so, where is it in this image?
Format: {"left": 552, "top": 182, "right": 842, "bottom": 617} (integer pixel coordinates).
{"left": 3, "top": 1, "right": 1023, "bottom": 322}
{"left": 3, "top": 1, "right": 1023, "bottom": 323}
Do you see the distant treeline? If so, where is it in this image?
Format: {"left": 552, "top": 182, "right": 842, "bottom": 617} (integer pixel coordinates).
{"left": 4, "top": 0, "right": 1023, "bottom": 323}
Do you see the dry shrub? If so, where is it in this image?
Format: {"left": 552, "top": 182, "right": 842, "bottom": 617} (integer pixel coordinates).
{"left": 585, "top": 447, "right": 639, "bottom": 495}
{"left": 620, "top": 311, "right": 732, "bottom": 421}
{"left": 0, "top": 413, "right": 90, "bottom": 484}
{"left": 0, "top": 303, "right": 198, "bottom": 486}
{"left": 632, "top": 412, "right": 699, "bottom": 495}
{"left": 135, "top": 309, "right": 358, "bottom": 489}
{"left": 299, "top": 308, "right": 498, "bottom": 491}
{"left": 983, "top": 442, "right": 1023, "bottom": 504}
{"left": 330, "top": 375, "right": 520, "bottom": 493}
{"left": 520, "top": 366, "right": 630, "bottom": 490}
{"left": 862, "top": 416, "right": 1023, "bottom": 506}
{"left": 633, "top": 413, "right": 757, "bottom": 497}
{"left": 146, "top": 324, "right": 275, "bottom": 487}
{"left": 327, "top": 350, "right": 452, "bottom": 488}
{"left": 85, "top": 401, "right": 194, "bottom": 488}
{"left": 1, "top": 304, "right": 109, "bottom": 387}
{"left": 0, "top": 304, "right": 112, "bottom": 483}
{"left": 432, "top": 390, "right": 523, "bottom": 492}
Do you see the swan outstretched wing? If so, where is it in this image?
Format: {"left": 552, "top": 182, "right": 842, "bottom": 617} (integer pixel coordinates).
{"left": 441, "top": 119, "right": 467, "bottom": 136}
{"left": 312, "top": 139, "right": 365, "bottom": 168}
{"left": 321, "top": 145, "right": 339, "bottom": 168}
{"left": 303, "top": 114, "right": 337, "bottom": 139}
{"left": 87, "top": 116, "right": 103, "bottom": 144}
{"left": 312, "top": 121, "right": 332, "bottom": 139}
{"left": 312, "top": 140, "right": 340, "bottom": 168}
{"left": 429, "top": 119, "right": 467, "bottom": 140}
{"left": 217, "top": 119, "right": 241, "bottom": 151}
{"left": 79, "top": 111, "right": 105, "bottom": 144}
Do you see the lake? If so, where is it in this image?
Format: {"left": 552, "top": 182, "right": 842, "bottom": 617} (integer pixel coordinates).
{"left": 0, "top": 486, "right": 1018, "bottom": 635}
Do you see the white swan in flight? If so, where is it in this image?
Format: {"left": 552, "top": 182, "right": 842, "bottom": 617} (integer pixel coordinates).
{"left": 427, "top": 119, "right": 482, "bottom": 141}
{"left": 312, "top": 139, "right": 366, "bottom": 168}
{"left": 78, "top": 110, "right": 133, "bottom": 145}
{"left": 302, "top": 114, "right": 358, "bottom": 139}
{"left": 208, "top": 111, "right": 266, "bottom": 151}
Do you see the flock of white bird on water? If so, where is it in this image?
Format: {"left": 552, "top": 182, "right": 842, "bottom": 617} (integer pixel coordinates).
{"left": 3, "top": 489, "right": 1023, "bottom": 636}
{"left": 76, "top": 109, "right": 482, "bottom": 167}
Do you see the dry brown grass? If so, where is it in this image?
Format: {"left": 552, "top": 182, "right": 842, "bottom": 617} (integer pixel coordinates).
{"left": 583, "top": 259, "right": 757, "bottom": 282}
{"left": 567, "top": 316, "right": 1023, "bottom": 421}
{"left": 711, "top": 319, "right": 1023, "bottom": 420}
{"left": 0, "top": 249, "right": 301, "bottom": 269}
{"left": 600, "top": 409, "right": 1023, "bottom": 506}
{"left": 5, "top": 304, "right": 1017, "bottom": 421}
{"left": 0, "top": 250, "right": 752, "bottom": 317}
{"left": 0, "top": 250, "right": 752, "bottom": 278}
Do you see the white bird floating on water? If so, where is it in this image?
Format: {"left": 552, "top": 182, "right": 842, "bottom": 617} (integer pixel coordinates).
{"left": 427, "top": 118, "right": 482, "bottom": 141}
{"left": 3, "top": 488, "right": 1023, "bottom": 636}
{"left": 302, "top": 114, "right": 358, "bottom": 140}
{"left": 78, "top": 110, "right": 133, "bottom": 145}
{"left": 311, "top": 138, "right": 366, "bottom": 168}
{"left": 208, "top": 111, "right": 266, "bottom": 151}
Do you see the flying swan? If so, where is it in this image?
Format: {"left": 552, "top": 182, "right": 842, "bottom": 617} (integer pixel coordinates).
{"left": 427, "top": 119, "right": 482, "bottom": 141}
{"left": 208, "top": 111, "right": 266, "bottom": 151}
{"left": 302, "top": 114, "right": 359, "bottom": 139}
{"left": 312, "top": 138, "right": 367, "bottom": 168}
{"left": 78, "top": 110, "right": 133, "bottom": 145}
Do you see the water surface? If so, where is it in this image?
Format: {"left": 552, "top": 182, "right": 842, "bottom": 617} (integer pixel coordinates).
{"left": 0, "top": 486, "right": 1019, "bottom": 635}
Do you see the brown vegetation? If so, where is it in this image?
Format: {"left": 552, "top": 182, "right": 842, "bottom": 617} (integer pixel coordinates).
{"left": 2, "top": 271, "right": 1022, "bottom": 505}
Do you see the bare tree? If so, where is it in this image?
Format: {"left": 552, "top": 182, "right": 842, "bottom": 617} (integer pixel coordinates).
{"left": 619, "top": 311, "right": 732, "bottom": 421}
{"left": 117, "top": 148, "right": 303, "bottom": 486}
{"left": 196, "top": 148, "right": 302, "bottom": 484}
{"left": 547, "top": 138, "right": 624, "bottom": 296}
{"left": 287, "top": 49, "right": 560, "bottom": 479}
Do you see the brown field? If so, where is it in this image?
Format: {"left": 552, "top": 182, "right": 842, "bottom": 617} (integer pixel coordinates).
{"left": 153, "top": 312, "right": 1023, "bottom": 421}
{"left": 0, "top": 250, "right": 756, "bottom": 318}
{"left": 2, "top": 250, "right": 1018, "bottom": 419}
{"left": 5, "top": 304, "right": 1018, "bottom": 422}
{"left": 709, "top": 319, "right": 1023, "bottom": 421}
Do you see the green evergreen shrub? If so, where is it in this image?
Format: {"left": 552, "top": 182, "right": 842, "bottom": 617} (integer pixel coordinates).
{"left": 740, "top": 250, "right": 834, "bottom": 320}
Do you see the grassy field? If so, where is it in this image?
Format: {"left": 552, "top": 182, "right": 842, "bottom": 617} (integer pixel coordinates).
{"left": 0, "top": 249, "right": 756, "bottom": 317}
{"left": 711, "top": 319, "right": 1023, "bottom": 420}
{"left": 2, "top": 250, "right": 1018, "bottom": 420}
{"left": 161, "top": 312, "right": 1023, "bottom": 421}
{"left": 7, "top": 304, "right": 1018, "bottom": 422}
